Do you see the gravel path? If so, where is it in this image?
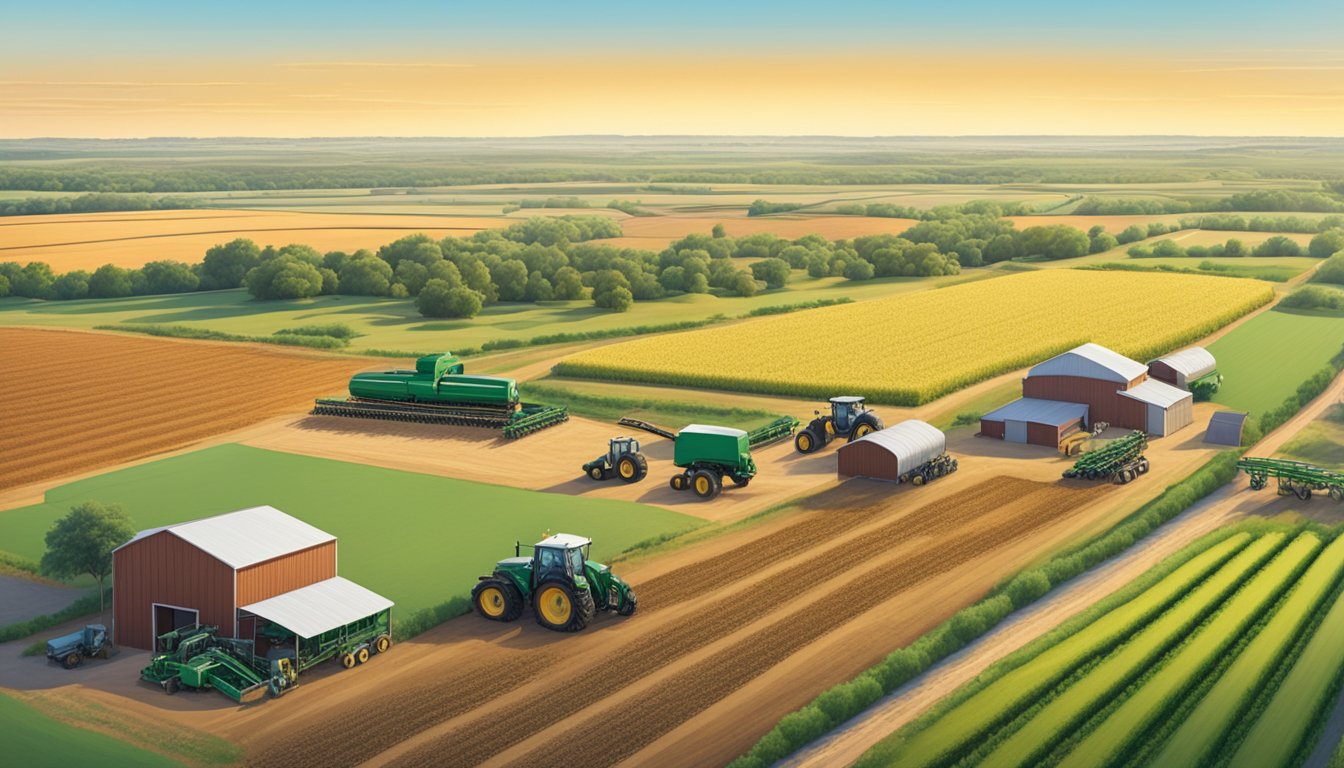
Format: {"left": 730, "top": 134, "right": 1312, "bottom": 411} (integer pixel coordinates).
{"left": 0, "top": 574, "right": 82, "bottom": 627}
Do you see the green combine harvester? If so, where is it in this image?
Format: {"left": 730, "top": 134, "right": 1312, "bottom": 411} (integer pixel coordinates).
{"left": 1063, "top": 430, "right": 1150, "bottom": 484}
{"left": 472, "top": 533, "right": 637, "bottom": 632}
{"left": 312, "top": 352, "right": 567, "bottom": 439}
{"left": 1238, "top": 457, "right": 1344, "bottom": 502}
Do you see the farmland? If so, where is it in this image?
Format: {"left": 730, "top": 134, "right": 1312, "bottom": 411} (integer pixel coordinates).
{"left": 0, "top": 327, "right": 370, "bottom": 490}
{"left": 556, "top": 270, "right": 1274, "bottom": 405}
{"left": 857, "top": 525, "right": 1344, "bottom": 768}
{"left": 1208, "top": 307, "right": 1344, "bottom": 416}
{"left": 0, "top": 443, "right": 701, "bottom": 619}
{"left": 1280, "top": 405, "right": 1344, "bottom": 469}
{"left": 0, "top": 691, "right": 185, "bottom": 767}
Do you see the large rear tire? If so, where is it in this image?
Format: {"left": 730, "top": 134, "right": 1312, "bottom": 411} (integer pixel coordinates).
{"left": 795, "top": 429, "right": 819, "bottom": 454}
{"left": 849, "top": 418, "right": 878, "bottom": 441}
{"left": 472, "top": 578, "right": 523, "bottom": 622}
{"left": 617, "top": 454, "right": 647, "bottom": 483}
{"left": 691, "top": 469, "right": 721, "bottom": 500}
{"left": 533, "top": 580, "right": 594, "bottom": 632}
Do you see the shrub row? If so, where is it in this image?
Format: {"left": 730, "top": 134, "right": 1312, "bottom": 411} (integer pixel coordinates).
{"left": 95, "top": 324, "right": 349, "bottom": 349}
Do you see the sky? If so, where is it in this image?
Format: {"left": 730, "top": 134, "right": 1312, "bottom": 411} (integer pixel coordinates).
{"left": 2, "top": 0, "right": 1342, "bottom": 138}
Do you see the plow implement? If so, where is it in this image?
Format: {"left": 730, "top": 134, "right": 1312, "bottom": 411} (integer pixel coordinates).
{"left": 1238, "top": 457, "right": 1344, "bottom": 502}
{"left": 312, "top": 397, "right": 568, "bottom": 439}
{"left": 1063, "top": 430, "right": 1150, "bottom": 484}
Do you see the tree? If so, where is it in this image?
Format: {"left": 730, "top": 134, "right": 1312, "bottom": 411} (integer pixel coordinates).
{"left": 52, "top": 270, "right": 91, "bottom": 300}
{"left": 1116, "top": 225, "right": 1147, "bottom": 245}
{"left": 0, "top": 273, "right": 9, "bottom": 298}
{"left": 1313, "top": 253, "right": 1344, "bottom": 286}
{"left": 455, "top": 257, "right": 498, "bottom": 303}
{"left": 378, "top": 234, "right": 442, "bottom": 270}
{"left": 686, "top": 272, "right": 709, "bottom": 294}
{"left": 318, "top": 267, "right": 339, "bottom": 295}
{"left": 13, "top": 261, "right": 56, "bottom": 298}
{"left": 201, "top": 238, "right": 261, "bottom": 289}
{"left": 1252, "top": 235, "right": 1304, "bottom": 257}
{"left": 88, "top": 264, "right": 133, "bottom": 298}
{"left": 394, "top": 261, "right": 430, "bottom": 296}
{"left": 731, "top": 271, "right": 759, "bottom": 297}
{"left": 416, "top": 279, "right": 483, "bottom": 318}
{"left": 1309, "top": 229, "right": 1344, "bottom": 259}
{"left": 843, "top": 259, "right": 876, "bottom": 280}
{"left": 1223, "top": 238, "right": 1247, "bottom": 257}
{"left": 592, "top": 269, "right": 634, "bottom": 311}
{"left": 750, "top": 257, "right": 791, "bottom": 289}
{"left": 140, "top": 260, "right": 200, "bottom": 294}
{"left": 524, "top": 271, "right": 554, "bottom": 302}
{"left": 338, "top": 255, "right": 394, "bottom": 296}
{"left": 427, "top": 259, "right": 464, "bottom": 288}
{"left": 1089, "top": 232, "right": 1118, "bottom": 254}
{"left": 491, "top": 260, "right": 529, "bottom": 301}
{"left": 712, "top": 223, "right": 727, "bottom": 238}
{"left": 244, "top": 255, "right": 324, "bottom": 299}
{"left": 41, "top": 502, "right": 134, "bottom": 613}
{"left": 552, "top": 266, "right": 585, "bottom": 300}
{"left": 659, "top": 265, "right": 687, "bottom": 292}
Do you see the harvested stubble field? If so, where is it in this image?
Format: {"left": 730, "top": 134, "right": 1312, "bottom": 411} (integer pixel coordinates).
{"left": 218, "top": 476, "right": 1109, "bottom": 768}
{"left": 0, "top": 328, "right": 369, "bottom": 490}
{"left": 557, "top": 270, "right": 1275, "bottom": 405}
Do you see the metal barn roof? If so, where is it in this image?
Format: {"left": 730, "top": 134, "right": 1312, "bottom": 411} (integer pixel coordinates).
{"left": 680, "top": 424, "right": 747, "bottom": 437}
{"left": 1028, "top": 343, "right": 1148, "bottom": 384}
{"left": 843, "top": 419, "right": 946, "bottom": 470}
{"left": 1204, "top": 411, "right": 1248, "bottom": 446}
{"left": 982, "top": 398, "right": 1090, "bottom": 426}
{"left": 116, "top": 506, "right": 335, "bottom": 570}
{"left": 239, "top": 577, "right": 393, "bottom": 639}
{"left": 1118, "top": 379, "right": 1192, "bottom": 409}
{"left": 1151, "top": 347, "right": 1217, "bottom": 380}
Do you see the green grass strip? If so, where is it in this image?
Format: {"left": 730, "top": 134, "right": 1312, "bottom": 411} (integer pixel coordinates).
{"left": 1058, "top": 532, "right": 1324, "bottom": 768}
{"left": 1151, "top": 531, "right": 1344, "bottom": 767}
{"left": 877, "top": 532, "right": 1254, "bottom": 768}
{"left": 977, "top": 533, "right": 1287, "bottom": 768}
{"left": 1228, "top": 550, "right": 1344, "bottom": 768}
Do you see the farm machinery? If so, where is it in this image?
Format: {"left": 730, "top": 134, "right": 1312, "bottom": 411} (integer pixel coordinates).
{"left": 1190, "top": 372, "right": 1224, "bottom": 402}
{"left": 472, "top": 533, "right": 637, "bottom": 632}
{"left": 46, "top": 624, "right": 114, "bottom": 669}
{"left": 619, "top": 419, "right": 766, "bottom": 499}
{"left": 1238, "top": 457, "right": 1344, "bottom": 502}
{"left": 1063, "top": 430, "right": 1150, "bottom": 484}
{"left": 1059, "top": 421, "right": 1109, "bottom": 458}
{"left": 583, "top": 436, "right": 649, "bottom": 482}
{"left": 312, "top": 352, "right": 568, "bottom": 439}
{"left": 795, "top": 396, "right": 884, "bottom": 454}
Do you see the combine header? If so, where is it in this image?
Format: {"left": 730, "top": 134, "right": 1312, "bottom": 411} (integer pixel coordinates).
{"left": 312, "top": 353, "right": 567, "bottom": 439}
{"left": 1238, "top": 457, "right": 1344, "bottom": 502}
{"left": 1063, "top": 430, "right": 1150, "bottom": 484}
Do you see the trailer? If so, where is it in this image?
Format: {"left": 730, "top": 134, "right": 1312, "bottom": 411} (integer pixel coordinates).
{"left": 1063, "top": 430, "right": 1150, "bottom": 484}
{"left": 618, "top": 415, "right": 798, "bottom": 449}
{"left": 1238, "top": 457, "right": 1344, "bottom": 502}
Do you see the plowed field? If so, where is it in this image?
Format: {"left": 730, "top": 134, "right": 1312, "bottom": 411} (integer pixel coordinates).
{"left": 231, "top": 476, "right": 1108, "bottom": 768}
{"left": 0, "top": 328, "right": 369, "bottom": 490}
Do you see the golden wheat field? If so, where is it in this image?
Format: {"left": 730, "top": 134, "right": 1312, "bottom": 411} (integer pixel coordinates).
{"left": 555, "top": 270, "right": 1275, "bottom": 405}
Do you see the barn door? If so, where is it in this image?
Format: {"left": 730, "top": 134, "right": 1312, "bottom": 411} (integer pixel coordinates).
{"left": 1005, "top": 420, "right": 1029, "bottom": 443}
{"left": 1147, "top": 405, "right": 1165, "bottom": 436}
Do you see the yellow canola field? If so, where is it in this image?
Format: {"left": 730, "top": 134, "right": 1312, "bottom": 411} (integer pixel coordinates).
{"left": 556, "top": 270, "right": 1274, "bottom": 405}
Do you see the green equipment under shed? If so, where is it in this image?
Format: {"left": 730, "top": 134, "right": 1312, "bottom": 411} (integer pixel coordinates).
{"left": 312, "top": 352, "right": 568, "bottom": 439}
{"left": 1063, "top": 430, "right": 1150, "bottom": 484}
{"left": 1238, "top": 457, "right": 1344, "bottom": 502}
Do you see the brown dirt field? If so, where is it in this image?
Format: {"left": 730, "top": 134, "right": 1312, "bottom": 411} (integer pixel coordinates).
{"left": 0, "top": 328, "right": 370, "bottom": 490}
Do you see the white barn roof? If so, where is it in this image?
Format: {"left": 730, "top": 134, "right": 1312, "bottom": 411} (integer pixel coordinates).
{"left": 116, "top": 506, "right": 334, "bottom": 570}
{"left": 239, "top": 577, "right": 392, "bottom": 639}
{"left": 1151, "top": 347, "right": 1217, "bottom": 380}
{"left": 982, "top": 398, "right": 1090, "bottom": 426}
{"left": 844, "top": 419, "right": 946, "bottom": 470}
{"left": 1028, "top": 343, "right": 1148, "bottom": 384}
{"left": 1118, "top": 378, "right": 1192, "bottom": 409}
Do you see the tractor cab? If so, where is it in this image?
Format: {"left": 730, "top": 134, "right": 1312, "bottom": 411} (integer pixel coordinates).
{"left": 609, "top": 437, "right": 641, "bottom": 462}
{"left": 828, "top": 396, "right": 867, "bottom": 434}
{"left": 530, "top": 533, "right": 592, "bottom": 588}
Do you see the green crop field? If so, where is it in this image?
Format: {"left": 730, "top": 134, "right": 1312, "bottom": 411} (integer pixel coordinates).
{"left": 857, "top": 526, "right": 1344, "bottom": 768}
{"left": 1280, "top": 406, "right": 1344, "bottom": 468}
{"left": 0, "top": 445, "right": 702, "bottom": 622}
{"left": 0, "top": 692, "right": 184, "bottom": 767}
{"left": 1207, "top": 308, "right": 1344, "bottom": 416}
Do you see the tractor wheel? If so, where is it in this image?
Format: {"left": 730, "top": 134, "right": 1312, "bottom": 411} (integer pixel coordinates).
{"left": 472, "top": 578, "right": 523, "bottom": 622}
{"left": 341, "top": 652, "right": 357, "bottom": 669}
{"left": 533, "top": 580, "right": 595, "bottom": 632}
{"left": 62, "top": 652, "right": 81, "bottom": 670}
{"left": 849, "top": 420, "right": 877, "bottom": 441}
{"left": 730, "top": 474, "right": 750, "bottom": 487}
{"left": 374, "top": 634, "right": 392, "bottom": 654}
{"left": 587, "top": 465, "right": 606, "bottom": 481}
{"left": 618, "top": 589, "right": 638, "bottom": 617}
{"left": 356, "top": 647, "right": 370, "bottom": 665}
{"left": 795, "top": 429, "right": 818, "bottom": 454}
{"left": 691, "top": 470, "right": 721, "bottom": 500}
{"left": 618, "top": 454, "right": 647, "bottom": 483}
{"left": 670, "top": 474, "right": 687, "bottom": 491}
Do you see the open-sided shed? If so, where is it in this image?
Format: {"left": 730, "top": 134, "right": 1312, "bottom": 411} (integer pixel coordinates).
{"left": 838, "top": 419, "right": 946, "bottom": 482}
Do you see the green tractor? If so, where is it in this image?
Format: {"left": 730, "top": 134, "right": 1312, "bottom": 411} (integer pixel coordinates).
{"left": 472, "top": 533, "right": 637, "bottom": 632}
{"left": 795, "top": 396, "right": 884, "bottom": 454}
{"left": 582, "top": 436, "right": 649, "bottom": 483}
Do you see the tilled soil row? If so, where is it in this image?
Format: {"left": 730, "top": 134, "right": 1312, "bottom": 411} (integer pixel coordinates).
{"left": 385, "top": 479, "right": 1076, "bottom": 768}
{"left": 509, "top": 483, "right": 1105, "bottom": 768}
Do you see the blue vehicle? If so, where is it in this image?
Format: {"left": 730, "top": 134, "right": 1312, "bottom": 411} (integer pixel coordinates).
{"left": 794, "top": 396, "right": 884, "bottom": 454}
{"left": 47, "top": 624, "right": 113, "bottom": 669}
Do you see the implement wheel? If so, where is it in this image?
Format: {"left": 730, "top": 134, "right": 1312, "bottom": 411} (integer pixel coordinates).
{"left": 534, "top": 581, "right": 594, "bottom": 632}
{"left": 356, "top": 647, "right": 370, "bottom": 665}
{"left": 670, "top": 474, "right": 687, "bottom": 491}
{"left": 911, "top": 474, "right": 925, "bottom": 487}
{"left": 691, "top": 470, "right": 721, "bottom": 500}
{"left": 1295, "top": 484, "right": 1312, "bottom": 501}
{"left": 587, "top": 465, "right": 606, "bottom": 481}
{"left": 1331, "top": 486, "right": 1344, "bottom": 503}
{"left": 341, "top": 652, "right": 357, "bottom": 669}
{"left": 374, "top": 635, "right": 391, "bottom": 654}
{"left": 473, "top": 578, "right": 523, "bottom": 622}
{"left": 795, "top": 429, "right": 818, "bottom": 454}
{"left": 617, "top": 454, "right": 647, "bottom": 483}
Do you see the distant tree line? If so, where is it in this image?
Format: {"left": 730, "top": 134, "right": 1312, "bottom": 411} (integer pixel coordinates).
{"left": 1179, "top": 213, "right": 1344, "bottom": 234}
{"left": 0, "top": 192, "right": 200, "bottom": 217}
{"left": 1073, "top": 188, "right": 1344, "bottom": 217}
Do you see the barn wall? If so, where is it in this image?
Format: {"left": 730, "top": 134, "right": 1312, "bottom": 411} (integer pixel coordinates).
{"left": 980, "top": 419, "right": 1005, "bottom": 439}
{"left": 236, "top": 541, "right": 337, "bottom": 606}
{"left": 1023, "top": 375, "right": 1147, "bottom": 430}
{"left": 837, "top": 441, "right": 899, "bottom": 481}
{"left": 1027, "top": 422, "right": 1064, "bottom": 447}
{"left": 113, "top": 532, "right": 234, "bottom": 650}
{"left": 1148, "top": 361, "right": 1181, "bottom": 388}
{"left": 1164, "top": 397, "right": 1194, "bottom": 436}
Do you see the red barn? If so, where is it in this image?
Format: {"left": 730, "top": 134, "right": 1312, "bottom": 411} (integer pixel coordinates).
{"left": 112, "top": 506, "right": 337, "bottom": 650}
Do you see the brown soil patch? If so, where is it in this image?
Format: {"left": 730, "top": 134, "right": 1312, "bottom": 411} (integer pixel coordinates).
{"left": 0, "top": 328, "right": 369, "bottom": 490}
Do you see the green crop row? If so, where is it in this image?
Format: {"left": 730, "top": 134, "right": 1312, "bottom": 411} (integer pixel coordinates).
{"left": 872, "top": 533, "right": 1257, "bottom": 768}
{"left": 1057, "top": 533, "right": 1323, "bottom": 768}
{"left": 972, "top": 534, "right": 1286, "bottom": 768}
{"left": 1152, "top": 531, "right": 1344, "bottom": 766}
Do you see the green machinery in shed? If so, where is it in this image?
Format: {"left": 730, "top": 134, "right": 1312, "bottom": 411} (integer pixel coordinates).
{"left": 312, "top": 352, "right": 567, "bottom": 438}
{"left": 1238, "top": 457, "right": 1344, "bottom": 502}
{"left": 1063, "top": 430, "right": 1150, "bottom": 484}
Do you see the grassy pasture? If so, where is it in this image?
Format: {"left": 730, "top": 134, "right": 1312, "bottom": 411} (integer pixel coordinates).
{"left": 1279, "top": 405, "right": 1344, "bottom": 469}
{"left": 0, "top": 691, "right": 185, "bottom": 767}
{"left": 0, "top": 445, "right": 702, "bottom": 620}
{"left": 1207, "top": 308, "right": 1344, "bottom": 416}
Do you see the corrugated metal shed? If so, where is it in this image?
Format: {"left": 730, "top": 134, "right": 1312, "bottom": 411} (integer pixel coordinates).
{"left": 1151, "top": 347, "right": 1217, "bottom": 380}
{"left": 847, "top": 420, "right": 946, "bottom": 470}
{"left": 982, "top": 398, "right": 1090, "bottom": 427}
{"left": 1118, "top": 379, "right": 1192, "bottom": 409}
{"left": 1028, "top": 343, "right": 1148, "bottom": 384}
{"left": 1204, "top": 411, "right": 1247, "bottom": 446}
{"left": 115, "top": 506, "right": 335, "bottom": 569}
{"left": 240, "top": 577, "right": 393, "bottom": 639}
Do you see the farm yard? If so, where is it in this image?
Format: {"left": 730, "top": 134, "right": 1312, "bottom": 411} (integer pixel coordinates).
{"left": 555, "top": 270, "right": 1274, "bottom": 405}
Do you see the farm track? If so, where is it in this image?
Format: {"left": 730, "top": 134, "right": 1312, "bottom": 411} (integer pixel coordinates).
{"left": 0, "top": 328, "right": 369, "bottom": 490}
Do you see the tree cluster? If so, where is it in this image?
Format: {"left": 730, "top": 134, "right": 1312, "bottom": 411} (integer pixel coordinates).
{"left": 1181, "top": 214, "right": 1344, "bottom": 234}
{"left": 1127, "top": 237, "right": 1251, "bottom": 259}
{"left": 0, "top": 192, "right": 200, "bottom": 217}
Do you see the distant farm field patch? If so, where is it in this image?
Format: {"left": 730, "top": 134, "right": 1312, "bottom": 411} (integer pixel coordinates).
{"left": 557, "top": 270, "right": 1274, "bottom": 405}
{"left": 1208, "top": 308, "right": 1344, "bottom": 416}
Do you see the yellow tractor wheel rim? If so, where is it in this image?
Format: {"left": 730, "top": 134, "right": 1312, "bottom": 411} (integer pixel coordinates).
{"left": 478, "top": 586, "right": 506, "bottom": 617}
{"left": 695, "top": 475, "right": 711, "bottom": 495}
{"left": 825, "top": 420, "right": 835, "bottom": 435}
{"left": 619, "top": 460, "right": 635, "bottom": 478}
{"left": 357, "top": 648, "right": 369, "bottom": 664}
{"left": 342, "top": 653, "right": 356, "bottom": 668}
{"left": 798, "top": 434, "right": 811, "bottom": 451}
{"left": 376, "top": 637, "right": 390, "bottom": 652}
{"left": 538, "top": 586, "right": 573, "bottom": 625}
{"left": 855, "top": 424, "right": 873, "bottom": 437}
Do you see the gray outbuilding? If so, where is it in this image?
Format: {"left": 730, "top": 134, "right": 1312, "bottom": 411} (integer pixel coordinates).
{"left": 1204, "top": 411, "right": 1248, "bottom": 446}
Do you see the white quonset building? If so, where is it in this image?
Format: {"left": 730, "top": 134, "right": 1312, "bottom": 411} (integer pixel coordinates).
{"left": 1149, "top": 346, "right": 1218, "bottom": 390}
{"left": 837, "top": 419, "right": 946, "bottom": 482}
